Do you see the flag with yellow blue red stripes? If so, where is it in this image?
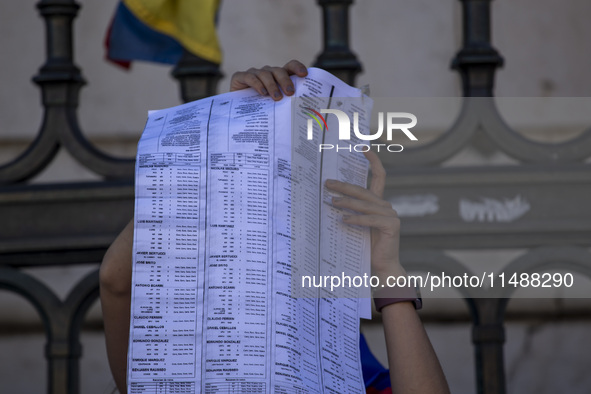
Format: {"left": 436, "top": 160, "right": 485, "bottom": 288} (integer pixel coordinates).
{"left": 105, "top": 0, "right": 221, "bottom": 69}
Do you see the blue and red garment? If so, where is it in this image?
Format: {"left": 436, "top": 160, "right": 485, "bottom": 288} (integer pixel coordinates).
{"left": 361, "top": 333, "right": 392, "bottom": 393}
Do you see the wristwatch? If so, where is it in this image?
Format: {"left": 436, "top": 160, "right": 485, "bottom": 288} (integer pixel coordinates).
{"left": 373, "top": 285, "right": 422, "bottom": 311}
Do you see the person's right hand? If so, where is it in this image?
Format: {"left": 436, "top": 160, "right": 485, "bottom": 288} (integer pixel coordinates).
{"left": 326, "top": 150, "right": 407, "bottom": 281}
{"left": 230, "top": 59, "right": 308, "bottom": 101}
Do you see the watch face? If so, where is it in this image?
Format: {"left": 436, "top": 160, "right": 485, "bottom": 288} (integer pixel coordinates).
{"left": 414, "top": 297, "right": 423, "bottom": 310}
{"left": 415, "top": 285, "right": 423, "bottom": 310}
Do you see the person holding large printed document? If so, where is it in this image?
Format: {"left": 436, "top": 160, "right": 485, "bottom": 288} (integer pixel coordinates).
{"left": 100, "top": 60, "right": 449, "bottom": 394}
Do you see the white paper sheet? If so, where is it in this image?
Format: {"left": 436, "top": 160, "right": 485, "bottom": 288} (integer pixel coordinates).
{"left": 129, "top": 68, "right": 373, "bottom": 393}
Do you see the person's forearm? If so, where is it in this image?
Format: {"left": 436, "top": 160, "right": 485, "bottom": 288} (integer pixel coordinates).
{"left": 100, "top": 220, "right": 134, "bottom": 394}
{"left": 381, "top": 301, "right": 450, "bottom": 394}
{"left": 101, "top": 290, "right": 130, "bottom": 393}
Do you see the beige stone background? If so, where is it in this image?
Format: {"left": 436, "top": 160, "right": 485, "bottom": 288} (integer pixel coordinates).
{"left": 1, "top": 0, "right": 591, "bottom": 393}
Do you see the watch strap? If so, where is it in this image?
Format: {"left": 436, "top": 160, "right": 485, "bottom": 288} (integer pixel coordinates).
{"left": 373, "top": 285, "right": 422, "bottom": 311}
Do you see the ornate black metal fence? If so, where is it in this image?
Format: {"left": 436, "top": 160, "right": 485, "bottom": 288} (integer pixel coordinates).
{"left": 1, "top": 0, "right": 590, "bottom": 393}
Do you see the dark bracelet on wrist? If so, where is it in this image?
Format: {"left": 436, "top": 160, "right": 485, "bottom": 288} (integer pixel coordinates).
{"left": 373, "top": 285, "right": 422, "bottom": 311}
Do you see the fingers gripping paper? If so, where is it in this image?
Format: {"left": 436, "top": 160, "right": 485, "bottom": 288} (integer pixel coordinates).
{"left": 129, "top": 68, "right": 373, "bottom": 393}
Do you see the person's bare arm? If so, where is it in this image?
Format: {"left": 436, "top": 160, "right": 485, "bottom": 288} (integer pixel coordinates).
{"left": 100, "top": 220, "right": 134, "bottom": 393}
{"left": 380, "top": 302, "right": 450, "bottom": 393}
{"left": 326, "top": 151, "right": 450, "bottom": 393}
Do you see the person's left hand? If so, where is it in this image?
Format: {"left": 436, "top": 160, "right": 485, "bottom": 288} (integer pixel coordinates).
{"left": 229, "top": 59, "right": 308, "bottom": 101}
{"left": 325, "top": 150, "right": 407, "bottom": 280}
